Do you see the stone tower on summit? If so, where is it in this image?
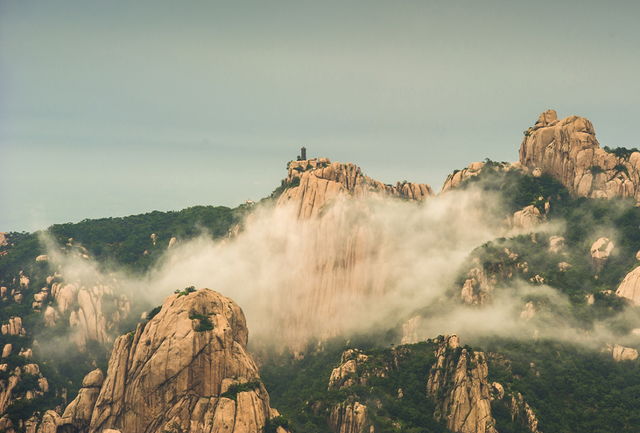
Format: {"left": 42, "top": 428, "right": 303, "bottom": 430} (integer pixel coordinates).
{"left": 301, "top": 146, "right": 306, "bottom": 160}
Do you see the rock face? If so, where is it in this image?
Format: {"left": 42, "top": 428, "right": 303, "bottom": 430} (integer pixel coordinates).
{"left": 328, "top": 399, "right": 368, "bottom": 433}
{"left": 280, "top": 159, "right": 433, "bottom": 219}
{"left": 615, "top": 266, "right": 640, "bottom": 306}
{"left": 426, "top": 335, "right": 497, "bottom": 433}
{"left": 519, "top": 110, "right": 640, "bottom": 199}
{"left": 1, "top": 316, "right": 26, "bottom": 335}
{"left": 461, "top": 267, "right": 497, "bottom": 306}
{"left": 59, "top": 369, "right": 104, "bottom": 431}
{"left": 57, "top": 289, "right": 281, "bottom": 433}
{"left": 512, "top": 205, "right": 543, "bottom": 230}
{"left": 441, "top": 161, "right": 519, "bottom": 193}
{"left": 51, "top": 283, "right": 131, "bottom": 351}
{"left": 590, "top": 237, "right": 614, "bottom": 270}
{"left": 613, "top": 344, "right": 639, "bottom": 362}
{"left": 270, "top": 159, "right": 435, "bottom": 349}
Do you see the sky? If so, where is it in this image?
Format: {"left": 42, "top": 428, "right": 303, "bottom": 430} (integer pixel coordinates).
{"left": 1, "top": 0, "right": 639, "bottom": 232}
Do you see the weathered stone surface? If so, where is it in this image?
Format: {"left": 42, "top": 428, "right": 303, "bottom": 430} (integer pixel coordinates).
{"left": 1, "top": 317, "right": 25, "bottom": 336}
{"left": 59, "top": 369, "right": 104, "bottom": 432}
{"left": 36, "top": 410, "right": 62, "bottom": 433}
{"left": 558, "top": 262, "right": 572, "bottom": 272}
{"left": 328, "top": 350, "right": 369, "bottom": 390}
{"left": 426, "top": 335, "right": 497, "bottom": 433}
{"left": 590, "top": 237, "right": 614, "bottom": 270}
{"left": 520, "top": 110, "right": 640, "bottom": 200}
{"left": 512, "top": 205, "right": 542, "bottom": 230}
{"left": 2, "top": 344, "right": 11, "bottom": 358}
{"left": 280, "top": 160, "right": 433, "bottom": 220}
{"left": 615, "top": 266, "right": 640, "bottom": 306}
{"left": 328, "top": 399, "right": 368, "bottom": 433}
{"left": 0, "top": 367, "right": 21, "bottom": 414}
{"left": 461, "top": 267, "right": 496, "bottom": 306}
{"left": 549, "top": 236, "right": 564, "bottom": 253}
{"left": 82, "top": 369, "right": 104, "bottom": 388}
{"left": 61, "top": 289, "right": 284, "bottom": 433}
{"left": 613, "top": 344, "right": 639, "bottom": 362}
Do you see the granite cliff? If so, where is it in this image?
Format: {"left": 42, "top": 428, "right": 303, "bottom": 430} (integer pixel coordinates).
{"left": 519, "top": 109, "right": 640, "bottom": 199}
{"left": 56, "top": 288, "right": 286, "bottom": 433}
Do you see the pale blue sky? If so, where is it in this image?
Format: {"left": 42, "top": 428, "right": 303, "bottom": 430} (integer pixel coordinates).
{"left": 1, "top": 0, "right": 639, "bottom": 232}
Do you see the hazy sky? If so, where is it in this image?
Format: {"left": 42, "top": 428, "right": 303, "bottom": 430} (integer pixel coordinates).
{"left": 1, "top": 0, "right": 639, "bottom": 232}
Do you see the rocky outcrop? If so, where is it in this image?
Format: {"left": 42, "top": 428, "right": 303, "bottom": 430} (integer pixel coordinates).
{"left": 590, "top": 237, "right": 614, "bottom": 270}
{"left": 1, "top": 316, "right": 26, "bottom": 335}
{"left": 519, "top": 110, "right": 640, "bottom": 199}
{"left": 59, "top": 369, "right": 104, "bottom": 432}
{"left": 328, "top": 399, "right": 368, "bottom": 433}
{"left": 280, "top": 159, "right": 433, "bottom": 220}
{"left": 512, "top": 205, "right": 543, "bottom": 230}
{"left": 441, "top": 162, "right": 487, "bottom": 192}
{"left": 510, "top": 393, "right": 542, "bottom": 433}
{"left": 328, "top": 350, "right": 369, "bottom": 390}
{"left": 461, "top": 266, "right": 497, "bottom": 306}
{"left": 613, "top": 344, "right": 639, "bottom": 362}
{"left": 615, "top": 266, "right": 640, "bottom": 306}
{"left": 58, "top": 289, "right": 282, "bottom": 433}
{"left": 267, "top": 159, "right": 437, "bottom": 349}
{"left": 548, "top": 236, "right": 564, "bottom": 253}
{"left": 426, "top": 334, "right": 497, "bottom": 433}
{"left": 50, "top": 282, "right": 130, "bottom": 351}
{"left": 37, "top": 411, "right": 62, "bottom": 433}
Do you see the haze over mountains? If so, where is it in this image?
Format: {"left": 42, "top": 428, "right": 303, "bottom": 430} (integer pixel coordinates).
{"left": 2, "top": 111, "right": 640, "bottom": 432}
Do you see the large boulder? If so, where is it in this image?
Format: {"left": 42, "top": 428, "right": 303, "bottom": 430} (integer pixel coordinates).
{"left": 57, "top": 288, "right": 282, "bottom": 433}
{"left": 519, "top": 110, "right": 640, "bottom": 199}
{"left": 58, "top": 369, "right": 104, "bottom": 432}
{"left": 616, "top": 266, "right": 640, "bottom": 306}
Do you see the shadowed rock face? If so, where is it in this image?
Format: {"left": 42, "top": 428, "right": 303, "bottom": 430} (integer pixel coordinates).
{"left": 57, "top": 289, "right": 281, "bottom": 433}
{"left": 519, "top": 110, "right": 639, "bottom": 199}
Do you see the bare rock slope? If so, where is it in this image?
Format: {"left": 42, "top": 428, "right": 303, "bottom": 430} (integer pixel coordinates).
{"left": 58, "top": 288, "right": 284, "bottom": 433}
{"left": 427, "top": 334, "right": 497, "bottom": 433}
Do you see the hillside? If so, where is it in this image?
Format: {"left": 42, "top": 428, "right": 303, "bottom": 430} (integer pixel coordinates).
{"left": 1, "top": 110, "right": 640, "bottom": 432}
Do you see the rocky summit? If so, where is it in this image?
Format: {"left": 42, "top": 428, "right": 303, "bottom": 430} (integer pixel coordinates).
{"left": 56, "top": 289, "right": 285, "bottom": 433}
{"left": 520, "top": 109, "right": 640, "bottom": 199}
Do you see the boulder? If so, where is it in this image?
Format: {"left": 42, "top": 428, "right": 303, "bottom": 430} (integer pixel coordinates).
{"left": 57, "top": 289, "right": 284, "bottom": 433}
{"left": 615, "top": 266, "right": 640, "bottom": 306}
{"left": 549, "top": 236, "right": 564, "bottom": 253}
{"left": 520, "top": 110, "right": 640, "bottom": 200}
{"left": 590, "top": 237, "right": 614, "bottom": 270}
{"left": 513, "top": 205, "right": 542, "bottom": 230}
{"left": 613, "top": 344, "right": 639, "bottom": 362}
{"left": 36, "top": 410, "right": 62, "bottom": 433}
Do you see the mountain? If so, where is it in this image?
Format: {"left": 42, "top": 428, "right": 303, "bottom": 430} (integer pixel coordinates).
{"left": 1, "top": 110, "right": 640, "bottom": 432}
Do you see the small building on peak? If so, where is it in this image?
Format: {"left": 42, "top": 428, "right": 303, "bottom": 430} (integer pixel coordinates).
{"left": 301, "top": 147, "right": 306, "bottom": 160}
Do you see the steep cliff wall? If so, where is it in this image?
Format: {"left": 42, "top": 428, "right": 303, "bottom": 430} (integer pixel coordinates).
{"left": 426, "top": 334, "right": 497, "bottom": 433}
{"left": 56, "top": 289, "right": 285, "bottom": 433}
{"left": 270, "top": 159, "right": 434, "bottom": 349}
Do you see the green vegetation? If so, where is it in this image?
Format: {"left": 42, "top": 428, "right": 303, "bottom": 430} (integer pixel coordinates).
{"left": 220, "top": 380, "right": 262, "bottom": 401}
{"left": 260, "top": 335, "right": 452, "bottom": 433}
{"left": 484, "top": 338, "right": 640, "bottom": 433}
{"left": 46, "top": 205, "right": 239, "bottom": 273}
{"left": 175, "top": 285, "right": 196, "bottom": 297}
{"left": 266, "top": 176, "right": 301, "bottom": 201}
{"left": 603, "top": 146, "right": 640, "bottom": 160}
{"left": 189, "top": 313, "right": 214, "bottom": 332}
